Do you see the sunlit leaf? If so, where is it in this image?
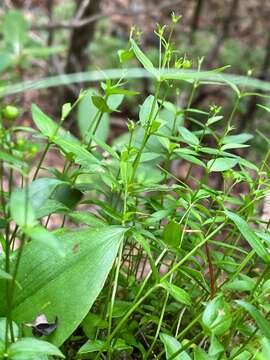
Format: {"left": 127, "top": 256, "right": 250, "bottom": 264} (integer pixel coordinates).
{"left": 8, "top": 338, "right": 64, "bottom": 358}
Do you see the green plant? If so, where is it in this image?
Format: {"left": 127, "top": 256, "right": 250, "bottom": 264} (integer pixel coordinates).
{"left": 0, "top": 9, "right": 64, "bottom": 80}
{"left": 1, "top": 17, "right": 270, "bottom": 360}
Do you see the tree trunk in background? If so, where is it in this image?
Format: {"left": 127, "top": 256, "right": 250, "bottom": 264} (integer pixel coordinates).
{"left": 10, "top": 0, "right": 23, "bottom": 7}
{"left": 47, "top": 0, "right": 54, "bottom": 46}
{"left": 189, "top": 0, "right": 204, "bottom": 44}
{"left": 62, "top": 0, "right": 101, "bottom": 105}
{"left": 191, "top": 0, "right": 239, "bottom": 111}
{"left": 238, "top": 29, "right": 270, "bottom": 132}
{"left": 206, "top": 0, "right": 239, "bottom": 67}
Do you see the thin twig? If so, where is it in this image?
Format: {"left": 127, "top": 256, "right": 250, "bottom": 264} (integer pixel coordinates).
{"left": 31, "top": 0, "right": 182, "bottom": 31}
{"left": 74, "top": 0, "right": 92, "bottom": 20}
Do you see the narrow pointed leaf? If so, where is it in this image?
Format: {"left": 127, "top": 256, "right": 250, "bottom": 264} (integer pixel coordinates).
{"left": 32, "top": 104, "right": 57, "bottom": 138}
{"left": 225, "top": 210, "right": 270, "bottom": 263}
{"left": 130, "top": 39, "right": 159, "bottom": 79}
{"left": 235, "top": 300, "right": 270, "bottom": 339}
{"left": 160, "top": 281, "right": 191, "bottom": 306}
{"left": 54, "top": 137, "right": 100, "bottom": 167}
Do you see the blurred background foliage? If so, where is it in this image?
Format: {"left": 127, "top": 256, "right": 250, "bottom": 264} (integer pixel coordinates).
{"left": 0, "top": 0, "right": 270, "bottom": 158}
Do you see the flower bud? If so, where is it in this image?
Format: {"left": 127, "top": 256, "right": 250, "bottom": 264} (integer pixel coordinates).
{"left": 2, "top": 105, "right": 20, "bottom": 120}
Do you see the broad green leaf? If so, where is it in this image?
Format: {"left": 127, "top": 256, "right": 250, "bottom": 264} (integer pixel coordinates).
{"left": 139, "top": 152, "right": 161, "bottom": 162}
{"left": 77, "top": 91, "right": 122, "bottom": 143}
{"left": 207, "top": 158, "right": 238, "bottom": 172}
{"left": 224, "top": 275, "right": 255, "bottom": 292}
{"left": 130, "top": 39, "right": 159, "bottom": 79}
{"left": 0, "top": 51, "right": 11, "bottom": 73}
{"left": 77, "top": 89, "right": 109, "bottom": 142}
{"left": 0, "top": 269, "right": 12, "bottom": 281}
{"left": 54, "top": 137, "right": 100, "bottom": 168}
{"left": 111, "top": 300, "right": 132, "bottom": 318}
{"left": 202, "top": 295, "right": 232, "bottom": 336}
{"left": 174, "top": 148, "right": 197, "bottom": 156}
{"left": 160, "top": 281, "right": 191, "bottom": 306}
{"left": 179, "top": 127, "right": 199, "bottom": 146}
{"left": 3, "top": 10, "right": 28, "bottom": 54}
{"left": 31, "top": 104, "right": 57, "bottom": 138}
{"left": 208, "top": 336, "right": 224, "bottom": 357}
{"left": 78, "top": 339, "right": 106, "bottom": 355}
{"left": 193, "top": 347, "right": 208, "bottom": 360}
{"left": 199, "top": 147, "right": 222, "bottom": 155}
{"left": 163, "top": 101, "right": 178, "bottom": 114}
{"left": 128, "top": 149, "right": 161, "bottom": 163}
{"left": 92, "top": 95, "right": 113, "bottom": 113}
{"left": 235, "top": 300, "right": 270, "bottom": 339}
{"left": 81, "top": 313, "right": 107, "bottom": 339}
{"left": 113, "top": 338, "right": 132, "bottom": 352}
{"left": 139, "top": 95, "right": 159, "bottom": 127}
{"left": 24, "top": 226, "right": 64, "bottom": 256}
{"left": 163, "top": 221, "right": 181, "bottom": 248}
{"left": 36, "top": 199, "right": 68, "bottom": 218}
{"left": 225, "top": 210, "right": 270, "bottom": 263}
{"left": 51, "top": 183, "right": 83, "bottom": 209}
{"left": 0, "top": 226, "right": 126, "bottom": 346}
{"left": 221, "top": 143, "right": 249, "bottom": 151}
{"left": 68, "top": 211, "right": 106, "bottom": 227}
{"left": 222, "top": 133, "right": 253, "bottom": 145}
{"left": 107, "top": 94, "right": 124, "bottom": 110}
{"left": 89, "top": 134, "right": 119, "bottom": 159}
{"left": 10, "top": 188, "right": 36, "bottom": 228}
{"left": 206, "top": 115, "right": 223, "bottom": 126}
{"left": 9, "top": 353, "right": 49, "bottom": 360}
{"left": 8, "top": 338, "right": 64, "bottom": 359}
{"left": 174, "top": 151, "right": 205, "bottom": 168}
{"left": 29, "top": 178, "right": 65, "bottom": 210}
{"left": 160, "top": 333, "right": 191, "bottom": 360}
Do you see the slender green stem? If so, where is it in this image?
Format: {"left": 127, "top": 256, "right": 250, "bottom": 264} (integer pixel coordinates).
{"left": 32, "top": 142, "right": 50, "bottom": 180}
{"left": 107, "top": 240, "right": 124, "bottom": 359}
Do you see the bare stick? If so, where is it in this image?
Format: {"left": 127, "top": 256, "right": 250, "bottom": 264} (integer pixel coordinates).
{"left": 31, "top": 0, "right": 182, "bottom": 31}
